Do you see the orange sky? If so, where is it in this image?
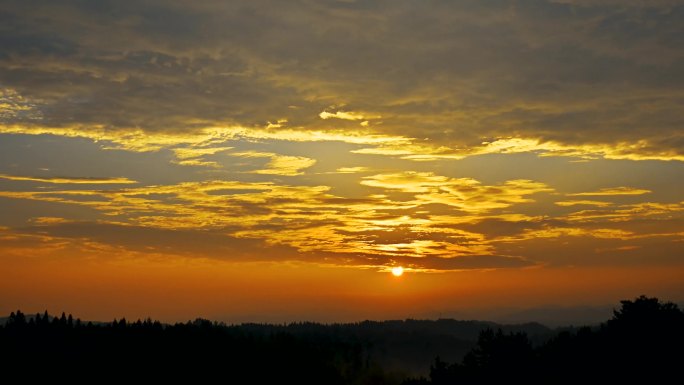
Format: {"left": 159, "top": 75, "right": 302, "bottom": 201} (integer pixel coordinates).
{"left": 2, "top": 247, "right": 683, "bottom": 323}
{"left": 1, "top": 0, "right": 683, "bottom": 323}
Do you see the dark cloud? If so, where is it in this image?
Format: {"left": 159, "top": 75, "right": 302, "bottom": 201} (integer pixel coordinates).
{"left": 458, "top": 218, "right": 551, "bottom": 238}
{"left": 295, "top": 250, "right": 538, "bottom": 271}
{"left": 496, "top": 231, "right": 684, "bottom": 267}
{"left": 7, "top": 221, "right": 536, "bottom": 270}
{"left": 0, "top": 0, "right": 682, "bottom": 156}
{"left": 397, "top": 254, "right": 537, "bottom": 271}
{"left": 16, "top": 221, "right": 296, "bottom": 260}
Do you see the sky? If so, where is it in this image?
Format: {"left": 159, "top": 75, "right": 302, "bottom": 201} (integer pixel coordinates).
{"left": 1, "top": 0, "right": 683, "bottom": 324}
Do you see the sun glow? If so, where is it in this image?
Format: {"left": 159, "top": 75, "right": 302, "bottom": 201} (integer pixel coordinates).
{"left": 391, "top": 266, "right": 404, "bottom": 277}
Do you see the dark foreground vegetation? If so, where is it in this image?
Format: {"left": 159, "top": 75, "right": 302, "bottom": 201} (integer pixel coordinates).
{"left": 405, "top": 296, "right": 684, "bottom": 384}
{"left": 1, "top": 296, "right": 682, "bottom": 384}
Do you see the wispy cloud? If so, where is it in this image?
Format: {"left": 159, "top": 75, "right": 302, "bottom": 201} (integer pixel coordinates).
{"left": 1, "top": 0, "right": 683, "bottom": 275}
{"left": 319, "top": 110, "right": 374, "bottom": 121}
{"left": 1, "top": 1, "right": 682, "bottom": 162}
{"left": 0, "top": 174, "right": 137, "bottom": 184}
{"left": 0, "top": 173, "right": 681, "bottom": 270}
{"left": 335, "top": 167, "right": 371, "bottom": 174}
{"left": 230, "top": 151, "right": 316, "bottom": 176}
{"left": 362, "top": 172, "right": 553, "bottom": 213}
{"left": 569, "top": 187, "right": 651, "bottom": 196}
{"left": 171, "top": 146, "right": 233, "bottom": 168}
{"left": 555, "top": 200, "right": 613, "bottom": 207}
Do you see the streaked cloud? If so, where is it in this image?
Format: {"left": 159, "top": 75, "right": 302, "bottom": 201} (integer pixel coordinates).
{"left": 555, "top": 200, "right": 612, "bottom": 207}
{"left": 335, "top": 166, "right": 371, "bottom": 174}
{"left": 319, "top": 109, "right": 379, "bottom": 122}
{"left": 171, "top": 146, "right": 233, "bottom": 168}
{"left": 563, "top": 202, "right": 684, "bottom": 223}
{"left": 361, "top": 172, "right": 449, "bottom": 193}
{"left": 0, "top": 167, "right": 681, "bottom": 271}
{"left": 230, "top": 151, "right": 316, "bottom": 176}
{"left": 0, "top": 174, "right": 137, "bottom": 184}
{"left": 29, "top": 216, "right": 73, "bottom": 225}
{"left": 569, "top": 187, "right": 652, "bottom": 196}
{"left": 362, "top": 172, "right": 553, "bottom": 213}
{"left": 0, "top": 88, "right": 43, "bottom": 121}
{"left": 1, "top": 1, "right": 682, "bottom": 162}
{"left": 0, "top": 0, "right": 683, "bottom": 277}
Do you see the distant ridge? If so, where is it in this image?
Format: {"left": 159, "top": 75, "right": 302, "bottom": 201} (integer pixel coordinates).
{"left": 3, "top": 297, "right": 682, "bottom": 382}
{"left": 0, "top": 312, "right": 550, "bottom": 375}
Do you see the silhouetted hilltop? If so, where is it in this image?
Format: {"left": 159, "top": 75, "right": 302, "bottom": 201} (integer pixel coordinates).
{"left": 235, "top": 319, "right": 551, "bottom": 374}
{"left": 403, "top": 296, "right": 684, "bottom": 384}
{"left": 0, "top": 314, "right": 549, "bottom": 377}
{"left": 2, "top": 296, "right": 681, "bottom": 384}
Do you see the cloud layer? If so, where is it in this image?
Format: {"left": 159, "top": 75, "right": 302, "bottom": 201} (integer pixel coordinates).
{"left": 0, "top": 0, "right": 683, "bottom": 272}
{"left": 1, "top": 0, "right": 683, "bottom": 160}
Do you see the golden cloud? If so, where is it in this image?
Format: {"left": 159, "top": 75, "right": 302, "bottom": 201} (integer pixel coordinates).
{"left": 230, "top": 151, "right": 316, "bottom": 176}
{"left": 2, "top": 1, "right": 684, "bottom": 275}
{"left": 319, "top": 110, "right": 379, "bottom": 121}
{"left": 563, "top": 202, "right": 684, "bottom": 223}
{"left": 335, "top": 166, "right": 371, "bottom": 174}
{"left": 474, "top": 138, "right": 684, "bottom": 162}
{"left": 568, "top": 187, "right": 652, "bottom": 196}
{"left": 0, "top": 174, "right": 502, "bottom": 262}
{"left": 362, "top": 172, "right": 553, "bottom": 213}
{"left": 171, "top": 146, "right": 233, "bottom": 168}
{"left": 555, "top": 200, "right": 613, "bottom": 207}
{"left": 0, "top": 174, "right": 137, "bottom": 184}
{"left": 361, "top": 172, "right": 450, "bottom": 193}
{"left": 351, "top": 137, "right": 684, "bottom": 162}
{"left": 4, "top": 120, "right": 683, "bottom": 165}
{"left": 1, "top": 172, "right": 680, "bottom": 270}
{"left": 30, "top": 217, "right": 74, "bottom": 225}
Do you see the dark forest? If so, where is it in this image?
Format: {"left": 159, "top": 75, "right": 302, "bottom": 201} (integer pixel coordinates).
{"left": 1, "top": 296, "right": 682, "bottom": 384}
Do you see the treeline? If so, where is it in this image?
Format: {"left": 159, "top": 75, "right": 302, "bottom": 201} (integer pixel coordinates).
{"left": 403, "top": 296, "right": 684, "bottom": 384}
{"left": 0, "top": 314, "right": 546, "bottom": 381}
{"left": 232, "top": 319, "right": 549, "bottom": 375}
{"left": 0, "top": 312, "right": 384, "bottom": 383}
{"left": 1, "top": 296, "right": 682, "bottom": 383}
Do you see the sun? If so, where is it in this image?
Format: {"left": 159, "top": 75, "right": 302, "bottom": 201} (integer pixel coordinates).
{"left": 391, "top": 266, "right": 404, "bottom": 277}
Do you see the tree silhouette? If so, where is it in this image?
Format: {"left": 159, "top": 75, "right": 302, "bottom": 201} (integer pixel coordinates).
{"left": 2, "top": 296, "right": 682, "bottom": 384}
{"left": 404, "top": 296, "right": 684, "bottom": 385}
